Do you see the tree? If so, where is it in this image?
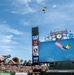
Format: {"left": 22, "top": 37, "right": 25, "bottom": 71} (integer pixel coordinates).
{"left": 27, "top": 60, "right": 32, "bottom": 66}
{"left": 23, "top": 60, "right": 27, "bottom": 65}
{"left": 20, "top": 59, "right": 23, "bottom": 64}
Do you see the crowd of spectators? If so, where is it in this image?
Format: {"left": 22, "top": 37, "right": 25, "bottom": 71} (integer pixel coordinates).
{"left": 0, "top": 64, "right": 48, "bottom": 73}
{"left": 0, "top": 56, "right": 48, "bottom": 73}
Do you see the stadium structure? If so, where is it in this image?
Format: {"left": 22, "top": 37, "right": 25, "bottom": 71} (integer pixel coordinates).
{"left": 0, "top": 27, "right": 74, "bottom": 75}
{"left": 32, "top": 27, "right": 74, "bottom": 75}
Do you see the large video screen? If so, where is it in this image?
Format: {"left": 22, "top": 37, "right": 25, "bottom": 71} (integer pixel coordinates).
{"left": 39, "top": 39, "right": 74, "bottom": 62}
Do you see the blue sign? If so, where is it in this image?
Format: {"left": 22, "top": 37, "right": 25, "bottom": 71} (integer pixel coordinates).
{"left": 39, "top": 39, "right": 74, "bottom": 62}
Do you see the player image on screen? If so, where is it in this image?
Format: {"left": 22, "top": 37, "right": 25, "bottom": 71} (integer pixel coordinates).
{"left": 55, "top": 42, "right": 70, "bottom": 50}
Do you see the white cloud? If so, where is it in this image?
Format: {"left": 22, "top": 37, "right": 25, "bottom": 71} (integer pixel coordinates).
{"left": 0, "top": 24, "right": 23, "bottom": 35}
{"left": 20, "top": 20, "right": 30, "bottom": 26}
{"left": 0, "top": 34, "right": 18, "bottom": 44}
{"left": 11, "top": 0, "right": 35, "bottom": 14}
{"left": 17, "top": 0, "right": 31, "bottom": 5}
{"left": 6, "top": 49, "right": 12, "bottom": 52}
{"left": 43, "top": 11, "right": 70, "bottom": 24}
{"left": 36, "top": 0, "right": 42, "bottom": 4}
{"left": 36, "top": 0, "right": 46, "bottom": 5}
{"left": 9, "top": 28, "right": 23, "bottom": 35}
{"left": 11, "top": 6, "right": 35, "bottom": 14}
{"left": 11, "top": 11, "right": 19, "bottom": 14}
{"left": 0, "top": 35, "right": 13, "bottom": 43}
{"left": 0, "top": 46, "right": 12, "bottom": 53}
{"left": 0, "top": 46, "right": 11, "bottom": 49}
{"left": 0, "top": 23, "right": 24, "bottom": 54}
{"left": 52, "top": 4, "right": 57, "bottom": 8}
{"left": 0, "top": 34, "right": 19, "bottom": 52}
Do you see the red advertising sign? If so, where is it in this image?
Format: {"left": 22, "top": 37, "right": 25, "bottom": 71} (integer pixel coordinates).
{"left": 32, "top": 40, "right": 38, "bottom": 46}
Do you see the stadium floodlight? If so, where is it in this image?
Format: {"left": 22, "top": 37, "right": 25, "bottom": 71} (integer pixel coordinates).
{"left": 32, "top": 27, "right": 39, "bottom": 36}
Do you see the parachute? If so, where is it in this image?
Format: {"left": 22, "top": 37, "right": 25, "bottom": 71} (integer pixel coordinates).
{"left": 42, "top": 7, "right": 46, "bottom": 13}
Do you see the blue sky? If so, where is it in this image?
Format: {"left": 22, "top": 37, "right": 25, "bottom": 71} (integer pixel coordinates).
{"left": 0, "top": 0, "right": 74, "bottom": 61}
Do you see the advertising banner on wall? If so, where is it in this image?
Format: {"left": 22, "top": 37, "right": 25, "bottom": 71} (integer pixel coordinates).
{"left": 32, "top": 40, "right": 38, "bottom": 46}
{"left": 33, "top": 56, "right": 39, "bottom": 63}
{"left": 15, "top": 72, "right": 27, "bottom": 75}
{"left": 33, "top": 46, "right": 38, "bottom": 56}
{"left": 0, "top": 72, "right": 13, "bottom": 75}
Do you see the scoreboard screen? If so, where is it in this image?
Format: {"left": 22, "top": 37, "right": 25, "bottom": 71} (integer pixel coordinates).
{"left": 38, "top": 39, "right": 74, "bottom": 62}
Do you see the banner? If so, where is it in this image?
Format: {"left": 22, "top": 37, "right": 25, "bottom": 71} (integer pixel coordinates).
{"left": 15, "top": 72, "right": 27, "bottom": 75}
{"left": 0, "top": 72, "right": 13, "bottom": 75}
{"left": 33, "top": 46, "right": 38, "bottom": 56}
{"left": 32, "top": 40, "right": 38, "bottom": 46}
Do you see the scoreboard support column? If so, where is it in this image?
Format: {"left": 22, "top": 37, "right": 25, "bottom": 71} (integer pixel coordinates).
{"left": 32, "top": 27, "right": 39, "bottom": 65}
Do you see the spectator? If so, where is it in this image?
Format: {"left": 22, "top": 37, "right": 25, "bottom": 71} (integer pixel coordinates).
{"left": 0, "top": 56, "right": 4, "bottom": 62}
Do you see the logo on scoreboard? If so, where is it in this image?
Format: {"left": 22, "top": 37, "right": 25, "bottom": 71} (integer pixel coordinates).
{"left": 32, "top": 40, "right": 38, "bottom": 46}
{"left": 33, "top": 56, "right": 39, "bottom": 63}
{"left": 33, "top": 46, "right": 38, "bottom": 56}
